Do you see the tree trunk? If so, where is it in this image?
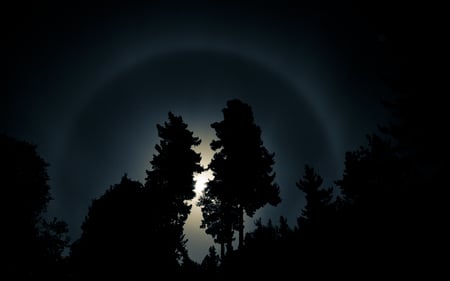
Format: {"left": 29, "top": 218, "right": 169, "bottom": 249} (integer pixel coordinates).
{"left": 220, "top": 242, "right": 225, "bottom": 260}
{"left": 238, "top": 205, "right": 244, "bottom": 249}
{"left": 226, "top": 241, "right": 233, "bottom": 256}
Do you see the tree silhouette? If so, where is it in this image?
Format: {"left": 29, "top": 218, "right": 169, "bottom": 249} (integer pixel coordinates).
{"left": 296, "top": 165, "right": 334, "bottom": 228}
{"left": 201, "top": 246, "right": 220, "bottom": 275}
{"left": 39, "top": 218, "right": 70, "bottom": 260}
{"left": 336, "top": 134, "right": 400, "bottom": 208}
{"left": 199, "top": 99, "right": 281, "bottom": 253}
{"left": 70, "top": 174, "right": 145, "bottom": 280}
{"left": 220, "top": 216, "right": 295, "bottom": 279}
{"left": 331, "top": 92, "right": 443, "bottom": 275}
{"left": 0, "top": 134, "right": 69, "bottom": 280}
{"left": 37, "top": 217, "right": 70, "bottom": 279}
{"left": 70, "top": 113, "right": 202, "bottom": 279}
{"left": 198, "top": 184, "right": 235, "bottom": 260}
{"left": 293, "top": 165, "right": 336, "bottom": 273}
{"left": 144, "top": 111, "right": 203, "bottom": 264}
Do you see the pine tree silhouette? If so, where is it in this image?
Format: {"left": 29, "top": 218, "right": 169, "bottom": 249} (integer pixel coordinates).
{"left": 198, "top": 99, "right": 281, "bottom": 255}
{"left": 144, "top": 112, "right": 203, "bottom": 266}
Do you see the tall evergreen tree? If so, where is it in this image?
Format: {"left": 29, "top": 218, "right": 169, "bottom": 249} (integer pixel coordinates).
{"left": 296, "top": 165, "right": 333, "bottom": 228}
{"left": 291, "top": 165, "right": 337, "bottom": 275}
{"left": 144, "top": 112, "right": 203, "bottom": 264}
{"left": 201, "top": 246, "right": 220, "bottom": 274}
{"left": 199, "top": 99, "right": 280, "bottom": 252}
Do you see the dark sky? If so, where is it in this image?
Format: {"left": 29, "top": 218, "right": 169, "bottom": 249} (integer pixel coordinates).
{"left": 1, "top": 1, "right": 403, "bottom": 262}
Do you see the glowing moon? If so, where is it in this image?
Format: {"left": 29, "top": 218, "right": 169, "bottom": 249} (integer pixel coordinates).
{"left": 194, "top": 169, "right": 213, "bottom": 194}
{"left": 192, "top": 128, "right": 215, "bottom": 194}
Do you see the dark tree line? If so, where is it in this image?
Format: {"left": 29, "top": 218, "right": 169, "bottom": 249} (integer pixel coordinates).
{"left": 1, "top": 134, "right": 69, "bottom": 280}
{"left": 2, "top": 90, "right": 441, "bottom": 279}
{"left": 214, "top": 91, "right": 441, "bottom": 279}
{"left": 70, "top": 111, "right": 203, "bottom": 279}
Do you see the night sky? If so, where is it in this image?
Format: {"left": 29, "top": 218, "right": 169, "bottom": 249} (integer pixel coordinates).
{"left": 2, "top": 1, "right": 399, "bottom": 262}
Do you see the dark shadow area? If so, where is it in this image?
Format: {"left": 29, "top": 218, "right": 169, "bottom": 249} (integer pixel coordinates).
{"left": 2, "top": 87, "right": 443, "bottom": 278}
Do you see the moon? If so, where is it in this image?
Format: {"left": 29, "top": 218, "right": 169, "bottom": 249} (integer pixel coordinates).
{"left": 194, "top": 169, "right": 213, "bottom": 194}
{"left": 193, "top": 130, "right": 215, "bottom": 194}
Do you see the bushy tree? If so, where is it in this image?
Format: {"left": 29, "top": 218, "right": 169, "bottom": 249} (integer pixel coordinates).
{"left": 0, "top": 134, "right": 68, "bottom": 280}
{"left": 70, "top": 175, "right": 144, "bottom": 280}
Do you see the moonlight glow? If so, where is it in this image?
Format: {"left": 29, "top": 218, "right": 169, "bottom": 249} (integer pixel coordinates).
{"left": 1, "top": 1, "right": 394, "bottom": 265}
{"left": 192, "top": 129, "right": 215, "bottom": 195}
{"left": 194, "top": 169, "right": 213, "bottom": 194}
